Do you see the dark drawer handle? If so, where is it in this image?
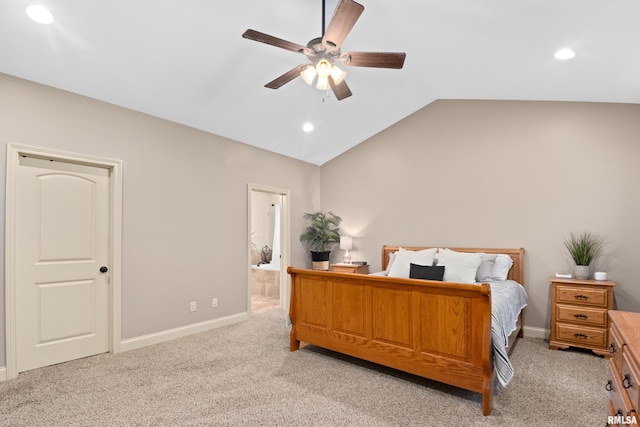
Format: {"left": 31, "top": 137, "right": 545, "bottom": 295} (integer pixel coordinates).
{"left": 622, "top": 374, "right": 633, "bottom": 389}
{"left": 574, "top": 294, "right": 589, "bottom": 300}
{"left": 574, "top": 313, "right": 588, "bottom": 320}
{"left": 574, "top": 333, "right": 588, "bottom": 339}
{"left": 606, "top": 380, "right": 613, "bottom": 391}
{"left": 609, "top": 343, "right": 617, "bottom": 353}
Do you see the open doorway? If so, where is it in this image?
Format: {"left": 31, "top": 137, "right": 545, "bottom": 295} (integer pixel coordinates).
{"left": 248, "top": 185, "right": 290, "bottom": 314}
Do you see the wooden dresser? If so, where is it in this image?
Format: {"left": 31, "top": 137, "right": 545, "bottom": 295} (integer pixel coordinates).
{"left": 607, "top": 311, "right": 640, "bottom": 425}
{"left": 549, "top": 277, "right": 615, "bottom": 356}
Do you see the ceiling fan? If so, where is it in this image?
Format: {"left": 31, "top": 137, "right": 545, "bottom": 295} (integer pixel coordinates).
{"left": 242, "top": 0, "right": 406, "bottom": 101}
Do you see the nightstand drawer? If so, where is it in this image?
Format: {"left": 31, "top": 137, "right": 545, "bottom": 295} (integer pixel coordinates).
{"left": 556, "top": 285, "right": 609, "bottom": 308}
{"left": 555, "top": 323, "right": 607, "bottom": 348}
{"left": 331, "top": 264, "right": 369, "bottom": 274}
{"left": 556, "top": 304, "right": 608, "bottom": 328}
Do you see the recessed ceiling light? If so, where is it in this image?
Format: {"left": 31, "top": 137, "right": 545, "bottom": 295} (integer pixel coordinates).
{"left": 302, "top": 123, "right": 314, "bottom": 132}
{"left": 26, "top": 5, "right": 54, "bottom": 24}
{"left": 554, "top": 48, "right": 575, "bottom": 60}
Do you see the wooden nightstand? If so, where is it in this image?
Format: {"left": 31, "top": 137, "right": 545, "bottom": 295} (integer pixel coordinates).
{"left": 331, "top": 263, "right": 369, "bottom": 274}
{"left": 549, "top": 277, "right": 616, "bottom": 357}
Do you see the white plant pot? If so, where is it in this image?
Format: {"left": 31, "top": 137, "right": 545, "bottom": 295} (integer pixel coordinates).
{"left": 574, "top": 265, "right": 590, "bottom": 280}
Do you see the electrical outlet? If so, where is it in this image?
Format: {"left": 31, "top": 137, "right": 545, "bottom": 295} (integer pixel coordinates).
{"left": 212, "top": 298, "right": 218, "bottom": 308}
{"left": 190, "top": 301, "right": 197, "bottom": 312}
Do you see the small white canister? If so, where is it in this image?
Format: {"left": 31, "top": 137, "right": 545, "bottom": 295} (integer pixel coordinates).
{"left": 594, "top": 271, "right": 607, "bottom": 281}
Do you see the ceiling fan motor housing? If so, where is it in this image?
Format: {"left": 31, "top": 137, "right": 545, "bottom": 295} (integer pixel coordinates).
{"left": 304, "top": 37, "right": 341, "bottom": 66}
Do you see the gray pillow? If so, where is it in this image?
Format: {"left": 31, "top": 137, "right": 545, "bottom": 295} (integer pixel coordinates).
{"left": 476, "top": 254, "right": 497, "bottom": 282}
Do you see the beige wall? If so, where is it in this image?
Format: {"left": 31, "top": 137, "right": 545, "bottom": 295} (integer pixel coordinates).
{"left": 321, "top": 100, "right": 640, "bottom": 332}
{"left": 3, "top": 72, "right": 638, "bottom": 367}
{"left": 0, "top": 73, "right": 321, "bottom": 367}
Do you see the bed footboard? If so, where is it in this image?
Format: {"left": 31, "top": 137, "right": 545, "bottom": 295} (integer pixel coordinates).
{"left": 287, "top": 267, "right": 494, "bottom": 415}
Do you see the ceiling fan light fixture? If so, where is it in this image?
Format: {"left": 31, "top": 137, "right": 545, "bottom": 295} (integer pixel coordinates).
{"left": 300, "top": 66, "right": 317, "bottom": 85}
{"left": 330, "top": 66, "right": 346, "bottom": 85}
{"left": 316, "top": 59, "right": 332, "bottom": 77}
{"left": 316, "top": 75, "right": 330, "bottom": 91}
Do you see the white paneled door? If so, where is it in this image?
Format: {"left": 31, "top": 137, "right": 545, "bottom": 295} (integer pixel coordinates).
{"left": 15, "top": 155, "right": 110, "bottom": 373}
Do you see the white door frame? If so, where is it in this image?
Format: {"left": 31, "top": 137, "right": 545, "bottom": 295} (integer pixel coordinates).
{"left": 5, "top": 143, "right": 123, "bottom": 380}
{"left": 247, "top": 184, "right": 291, "bottom": 313}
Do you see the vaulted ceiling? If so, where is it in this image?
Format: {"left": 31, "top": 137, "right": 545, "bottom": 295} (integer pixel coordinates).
{"left": 2, "top": 1, "right": 639, "bottom": 165}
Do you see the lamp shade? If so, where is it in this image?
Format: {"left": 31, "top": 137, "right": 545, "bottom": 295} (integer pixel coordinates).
{"left": 340, "top": 236, "right": 353, "bottom": 250}
{"left": 300, "top": 65, "right": 316, "bottom": 85}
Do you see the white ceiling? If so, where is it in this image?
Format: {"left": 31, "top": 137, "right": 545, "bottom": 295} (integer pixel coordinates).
{"left": 2, "top": 1, "right": 639, "bottom": 165}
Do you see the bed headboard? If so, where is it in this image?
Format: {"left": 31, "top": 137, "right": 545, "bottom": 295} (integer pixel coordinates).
{"left": 381, "top": 245, "right": 525, "bottom": 285}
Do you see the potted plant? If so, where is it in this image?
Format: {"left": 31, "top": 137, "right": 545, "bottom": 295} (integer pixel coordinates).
{"left": 563, "top": 231, "right": 604, "bottom": 279}
{"left": 299, "top": 211, "right": 342, "bottom": 270}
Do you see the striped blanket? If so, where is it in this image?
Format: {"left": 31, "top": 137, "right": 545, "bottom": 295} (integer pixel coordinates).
{"left": 489, "top": 280, "right": 528, "bottom": 387}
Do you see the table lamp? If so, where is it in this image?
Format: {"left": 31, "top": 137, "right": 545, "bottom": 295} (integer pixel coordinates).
{"left": 340, "top": 236, "right": 352, "bottom": 264}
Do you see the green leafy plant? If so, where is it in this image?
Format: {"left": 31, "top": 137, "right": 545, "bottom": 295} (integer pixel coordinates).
{"left": 299, "top": 211, "right": 342, "bottom": 252}
{"left": 563, "top": 231, "right": 604, "bottom": 266}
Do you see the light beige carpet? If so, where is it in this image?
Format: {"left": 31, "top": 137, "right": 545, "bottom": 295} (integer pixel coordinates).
{"left": 0, "top": 309, "right": 607, "bottom": 426}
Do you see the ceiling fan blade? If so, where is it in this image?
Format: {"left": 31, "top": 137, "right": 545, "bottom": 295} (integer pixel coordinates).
{"left": 340, "top": 51, "right": 406, "bottom": 69}
{"left": 322, "top": 0, "right": 364, "bottom": 50}
{"left": 265, "top": 64, "right": 308, "bottom": 89}
{"left": 329, "top": 78, "right": 352, "bottom": 101}
{"left": 243, "top": 29, "right": 308, "bottom": 54}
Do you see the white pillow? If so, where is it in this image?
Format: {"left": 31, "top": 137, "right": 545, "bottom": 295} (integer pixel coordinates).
{"left": 492, "top": 254, "right": 514, "bottom": 281}
{"left": 388, "top": 247, "right": 437, "bottom": 278}
{"left": 437, "top": 249, "right": 483, "bottom": 284}
{"left": 384, "top": 251, "right": 397, "bottom": 275}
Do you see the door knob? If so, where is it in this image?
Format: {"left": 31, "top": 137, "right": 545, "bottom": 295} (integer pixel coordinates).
{"left": 99, "top": 266, "right": 108, "bottom": 273}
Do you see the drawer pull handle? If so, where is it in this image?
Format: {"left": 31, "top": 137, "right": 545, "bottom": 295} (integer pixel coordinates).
{"left": 574, "top": 333, "right": 588, "bottom": 339}
{"left": 622, "top": 374, "right": 633, "bottom": 389}
{"left": 606, "top": 380, "right": 613, "bottom": 391}
{"left": 609, "top": 343, "right": 617, "bottom": 353}
{"left": 574, "top": 294, "right": 588, "bottom": 300}
{"left": 573, "top": 313, "right": 588, "bottom": 320}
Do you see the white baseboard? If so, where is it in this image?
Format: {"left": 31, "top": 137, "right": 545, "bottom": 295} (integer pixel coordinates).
{"left": 120, "top": 312, "right": 250, "bottom": 353}
{"left": 0, "top": 366, "right": 6, "bottom": 382}
{"left": 523, "top": 325, "right": 549, "bottom": 340}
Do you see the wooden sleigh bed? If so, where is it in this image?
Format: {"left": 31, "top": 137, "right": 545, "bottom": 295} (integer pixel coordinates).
{"left": 287, "top": 246, "right": 525, "bottom": 416}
